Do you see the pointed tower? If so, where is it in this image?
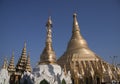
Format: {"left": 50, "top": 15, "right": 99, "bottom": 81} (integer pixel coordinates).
{"left": 40, "top": 16, "right": 56, "bottom": 64}
{"left": 57, "top": 13, "right": 98, "bottom": 69}
{"left": 16, "top": 42, "right": 27, "bottom": 74}
{"left": 2, "top": 58, "right": 8, "bottom": 69}
{"left": 67, "top": 13, "right": 98, "bottom": 57}
{"left": 57, "top": 13, "right": 102, "bottom": 84}
{"left": 57, "top": 13, "right": 120, "bottom": 84}
{"left": 67, "top": 13, "right": 88, "bottom": 50}
{"left": 25, "top": 52, "right": 32, "bottom": 72}
{"left": 8, "top": 51, "right": 15, "bottom": 75}
{"left": 32, "top": 16, "right": 72, "bottom": 84}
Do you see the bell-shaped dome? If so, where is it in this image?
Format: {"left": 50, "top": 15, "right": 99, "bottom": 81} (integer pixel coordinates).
{"left": 67, "top": 13, "right": 88, "bottom": 51}
{"left": 64, "top": 13, "right": 97, "bottom": 57}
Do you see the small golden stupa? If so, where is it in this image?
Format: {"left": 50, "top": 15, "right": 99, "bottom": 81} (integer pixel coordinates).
{"left": 40, "top": 16, "right": 57, "bottom": 64}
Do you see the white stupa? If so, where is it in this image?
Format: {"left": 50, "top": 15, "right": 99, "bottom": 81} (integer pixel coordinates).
{"left": 20, "top": 16, "right": 72, "bottom": 84}
{"left": 0, "top": 58, "right": 10, "bottom": 84}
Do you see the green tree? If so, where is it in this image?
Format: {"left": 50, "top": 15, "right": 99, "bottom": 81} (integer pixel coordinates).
{"left": 62, "top": 79, "right": 66, "bottom": 84}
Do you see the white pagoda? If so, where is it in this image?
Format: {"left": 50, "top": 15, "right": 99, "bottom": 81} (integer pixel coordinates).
{"left": 0, "top": 58, "right": 10, "bottom": 84}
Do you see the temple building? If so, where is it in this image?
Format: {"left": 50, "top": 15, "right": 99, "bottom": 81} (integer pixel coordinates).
{"left": 57, "top": 13, "right": 120, "bottom": 84}
{"left": 7, "top": 42, "right": 32, "bottom": 84}
{"left": 0, "top": 13, "right": 120, "bottom": 84}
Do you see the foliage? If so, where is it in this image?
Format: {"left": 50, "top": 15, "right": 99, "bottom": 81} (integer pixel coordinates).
{"left": 62, "top": 79, "right": 66, "bottom": 84}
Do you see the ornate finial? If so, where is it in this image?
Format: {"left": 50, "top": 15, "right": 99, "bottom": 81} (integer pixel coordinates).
{"left": 40, "top": 16, "right": 56, "bottom": 64}
{"left": 46, "top": 16, "right": 52, "bottom": 43}
{"left": 2, "top": 57, "right": 7, "bottom": 69}
{"left": 73, "top": 13, "right": 77, "bottom": 17}
{"left": 11, "top": 51, "right": 14, "bottom": 63}
{"left": 22, "top": 42, "right": 27, "bottom": 56}
{"left": 73, "top": 13, "right": 79, "bottom": 31}
{"left": 46, "top": 16, "right": 52, "bottom": 27}
{"left": 24, "top": 41, "right": 26, "bottom": 48}
{"left": 12, "top": 51, "right": 14, "bottom": 57}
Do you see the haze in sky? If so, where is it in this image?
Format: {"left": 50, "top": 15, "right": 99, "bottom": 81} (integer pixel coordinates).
{"left": 0, "top": 0, "right": 120, "bottom": 67}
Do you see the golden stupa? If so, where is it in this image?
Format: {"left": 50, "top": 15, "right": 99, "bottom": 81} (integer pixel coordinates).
{"left": 40, "top": 16, "right": 57, "bottom": 64}
{"left": 0, "top": 13, "right": 120, "bottom": 84}
{"left": 57, "top": 13, "right": 120, "bottom": 84}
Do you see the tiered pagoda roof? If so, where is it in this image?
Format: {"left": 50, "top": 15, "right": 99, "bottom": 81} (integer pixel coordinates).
{"left": 8, "top": 51, "right": 15, "bottom": 74}
{"left": 16, "top": 42, "right": 27, "bottom": 74}
{"left": 25, "top": 52, "right": 32, "bottom": 72}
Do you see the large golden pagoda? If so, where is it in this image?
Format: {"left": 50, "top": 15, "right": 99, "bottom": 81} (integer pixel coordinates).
{"left": 57, "top": 13, "right": 120, "bottom": 84}
{"left": 0, "top": 13, "right": 120, "bottom": 84}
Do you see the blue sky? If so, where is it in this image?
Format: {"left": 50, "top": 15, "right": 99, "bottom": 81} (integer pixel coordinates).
{"left": 0, "top": 0, "right": 120, "bottom": 67}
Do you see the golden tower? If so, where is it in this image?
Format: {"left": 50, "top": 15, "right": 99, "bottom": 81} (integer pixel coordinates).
{"left": 57, "top": 13, "right": 120, "bottom": 84}
{"left": 16, "top": 42, "right": 27, "bottom": 74}
{"left": 25, "top": 52, "right": 32, "bottom": 72}
{"left": 11, "top": 42, "right": 28, "bottom": 84}
{"left": 57, "top": 13, "right": 99, "bottom": 70}
{"left": 40, "top": 16, "right": 57, "bottom": 64}
{"left": 8, "top": 51, "right": 15, "bottom": 75}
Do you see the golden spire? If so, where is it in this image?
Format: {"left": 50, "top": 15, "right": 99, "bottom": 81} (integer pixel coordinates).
{"left": 22, "top": 42, "right": 27, "bottom": 56}
{"left": 8, "top": 51, "right": 15, "bottom": 73}
{"left": 57, "top": 13, "right": 120, "bottom": 84}
{"left": 57, "top": 13, "right": 98, "bottom": 71}
{"left": 40, "top": 16, "right": 56, "bottom": 64}
{"left": 67, "top": 13, "right": 88, "bottom": 51}
{"left": 72, "top": 13, "right": 80, "bottom": 33}
{"left": 16, "top": 42, "right": 27, "bottom": 73}
{"left": 2, "top": 57, "right": 7, "bottom": 69}
{"left": 25, "top": 52, "right": 32, "bottom": 72}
